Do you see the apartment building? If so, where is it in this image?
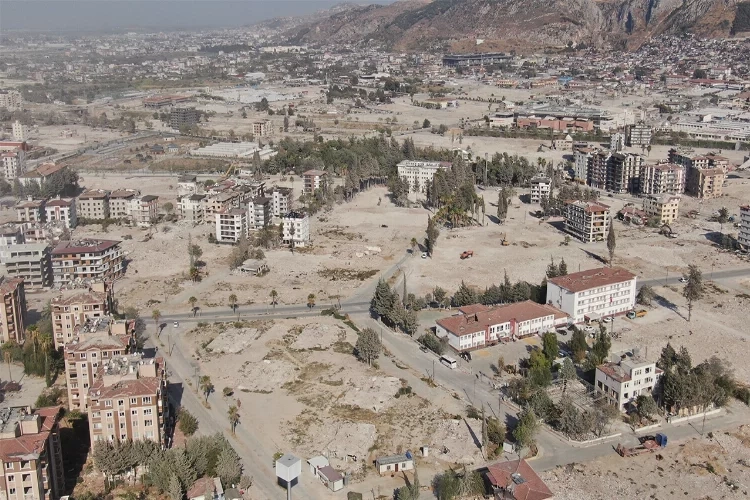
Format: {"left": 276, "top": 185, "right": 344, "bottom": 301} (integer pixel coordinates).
{"left": 303, "top": 169, "right": 327, "bottom": 194}
{"left": 625, "top": 123, "right": 652, "bottom": 147}
{"left": 739, "top": 205, "right": 750, "bottom": 248}
{"left": 564, "top": 201, "right": 610, "bottom": 243}
{"left": 11, "top": 121, "right": 28, "bottom": 142}
{"left": 0, "top": 243, "right": 52, "bottom": 289}
{"left": 283, "top": 211, "right": 310, "bottom": 248}
{"left": 573, "top": 147, "right": 595, "bottom": 183}
{"left": 685, "top": 166, "right": 725, "bottom": 199}
{"left": 64, "top": 322, "right": 132, "bottom": 411}
{"left": 269, "top": 187, "right": 292, "bottom": 217}
{"left": 610, "top": 132, "right": 625, "bottom": 152}
{"left": 546, "top": 266, "right": 637, "bottom": 324}
{"left": 0, "top": 406, "right": 65, "bottom": 500}
{"left": 608, "top": 152, "right": 644, "bottom": 194}
{"left": 177, "top": 175, "right": 198, "bottom": 195}
{"left": 396, "top": 160, "right": 451, "bottom": 194}
{"left": 252, "top": 120, "right": 271, "bottom": 137}
{"left": 435, "top": 301, "right": 568, "bottom": 352}
{"left": 51, "top": 281, "right": 113, "bottom": 349}
{"left": 50, "top": 240, "right": 124, "bottom": 286}
{"left": 130, "top": 195, "right": 159, "bottom": 227}
{"left": 170, "top": 107, "right": 199, "bottom": 130}
{"left": 215, "top": 208, "right": 246, "bottom": 244}
{"left": 595, "top": 351, "right": 661, "bottom": 410}
{"left": 0, "top": 277, "right": 26, "bottom": 344}
{"left": 643, "top": 194, "right": 680, "bottom": 225}
{"left": 88, "top": 356, "right": 168, "bottom": 446}
{"left": 1, "top": 150, "right": 25, "bottom": 180}
{"left": 15, "top": 198, "right": 45, "bottom": 223}
{"left": 587, "top": 151, "right": 610, "bottom": 190}
{"left": 109, "top": 190, "right": 138, "bottom": 219}
{"left": 0, "top": 89, "right": 22, "bottom": 109}
{"left": 0, "top": 226, "right": 23, "bottom": 246}
{"left": 179, "top": 194, "right": 206, "bottom": 225}
{"left": 44, "top": 197, "right": 77, "bottom": 229}
{"left": 669, "top": 149, "right": 729, "bottom": 171}
{"left": 247, "top": 197, "right": 271, "bottom": 230}
{"left": 640, "top": 163, "right": 685, "bottom": 195}
{"left": 529, "top": 177, "right": 551, "bottom": 203}
{"left": 77, "top": 190, "right": 110, "bottom": 221}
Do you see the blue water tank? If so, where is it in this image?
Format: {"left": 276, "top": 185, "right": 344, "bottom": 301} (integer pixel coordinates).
{"left": 655, "top": 433, "right": 668, "bottom": 447}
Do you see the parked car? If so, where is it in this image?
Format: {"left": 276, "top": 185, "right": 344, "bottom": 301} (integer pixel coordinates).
{"left": 173, "top": 321, "right": 179, "bottom": 328}
{"left": 421, "top": 253, "right": 428, "bottom": 259}
{"left": 679, "top": 277, "right": 688, "bottom": 283}
{"left": 584, "top": 325, "right": 596, "bottom": 334}
{"left": 602, "top": 317, "right": 613, "bottom": 323}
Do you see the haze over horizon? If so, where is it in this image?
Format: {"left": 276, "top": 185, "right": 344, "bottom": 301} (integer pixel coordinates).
{"left": 1, "top": 0, "right": 394, "bottom": 33}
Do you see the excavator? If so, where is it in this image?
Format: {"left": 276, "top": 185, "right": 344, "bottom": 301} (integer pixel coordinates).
{"left": 659, "top": 224, "right": 677, "bottom": 238}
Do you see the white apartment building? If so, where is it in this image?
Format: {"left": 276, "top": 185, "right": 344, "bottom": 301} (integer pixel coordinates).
{"left": 643, "top": 194, "right": 680, "bottom": 225}
{"left": 77, "top": 190, "right": 110, "bottom": 220}
{"left": 12, "top": 121, "right": 29, "bottom": 142}
{"left": 15, "top": 198, "right": 45, "bottom": 223}
{"left": 215, "top": 208, "right": 247, "bottom": 243}
{"left": 396, "top": 160, "right": 451, "bottom": 194}
{"left": 573, "top": 148, "right": 595, "bottom": 182}
{"left": 640, "top": 163, "right": 685, "bottom": 195}
{"left": 546, "top": 266, "right": 637, "bottom": 324}
{"left": 739, "top": 205, "right": 750, "bottom": 248}
{"left": 0, "top": 243, "right": 52, "bottom": 289}
{"left": 2, "top": 149, "right": 25, "bottom": 180}
{"left": 564, "top": 201, "right": 610, "bottom": 243}
{"left": 179, "top": 194, "right": 206, "bottom": 225}
{"left": 45, "top": 197, "right": 77, "bottom": 228}
{"left": 529, "top": 177, "right": 551, "bottom": 203}
{"left": 129, "top": 195, "right": 159, "bottom": 227}
{"left": 283, "top": 211, "right": 310, "bottom": 248}
{"left": 610, "top": 132, "right": 625, "bottom": 152}
{"left": 0, "top": 89, "right": 22, "bottom": 109}
{"left": 595, "top": 352, "right": 661, "bottom": 411}
{"left": 247, "top": 197, "right": 271, "bottom": 231}
{"left": 269, "top": 187, "right": 292, "bottom": 217}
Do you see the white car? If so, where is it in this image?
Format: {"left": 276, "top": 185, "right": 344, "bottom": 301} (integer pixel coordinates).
{"left": 679, "top": 277, "right": 688, "bottom": 283}
{"left": 602, "top": 317, "right": 613, "bottom": 323}
{"left": 173, "top": 321, "right": 179, "bottom": 328}
{"left": 583, "top": 325, "right": 596, "bottom": 333}
{"left": 421, "top": 253, "right": 428, "bottom": 259}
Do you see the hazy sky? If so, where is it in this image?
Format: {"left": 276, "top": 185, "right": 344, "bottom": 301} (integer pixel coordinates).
{"left": 1, "top": 0, "right": 394, "bottom": 32}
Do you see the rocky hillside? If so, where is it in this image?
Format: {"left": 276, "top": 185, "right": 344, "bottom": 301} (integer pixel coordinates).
{"left": 280, "top": 0, "right": 742, "bottom": 51}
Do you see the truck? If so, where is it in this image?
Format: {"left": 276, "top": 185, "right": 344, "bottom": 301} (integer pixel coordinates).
{"left": 626, "top": 310, "right": 648, "bottom": 319}
{"left": 616, "top": 433, "right": 667, "bottom": 457}
{"left": 460, "top": 250, "right": 474, "bottom": 259}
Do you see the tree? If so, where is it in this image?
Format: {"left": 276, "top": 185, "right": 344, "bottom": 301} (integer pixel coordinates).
{"left": 228, "top": 294, "right": 238, "bottom": 316}
{"left": 607, "top": 218, "right": 616, "bottom": 266}
{"left": 636, "top": 285, "right": 655, "bottom": 306}
{"left": 481, "top": 405, "right": 488, "bottom": 455}
{"left": 693, "top": 68, "right": 708, "bottom": 79}
{"left": 560, "top": 357, "right": 576, "bottom": 393}
{"left": 371, "top": 280, "right": 394, "bottom": 318}
{"left": 513, "top": 406, "right": 539, "bottom": 451}
{"left": 355, "top": 328, "right": 381, "bottom": 366}
{"left": 635, "top": 394, "right": 658, "bottom": 421}
{"left": 270, "top": 289, "right": 278, "bottom": 308}
{"left": 422, "top": 118, "right": 431, "bottom": 129}
{"left": 528, "top": 349, "right": 552, "bottom": 387}
{"left": 215, "top": 446, "right": 242, "bottom": 486}
{"left": 410, "top": 237, "right": 418, "bottom": 256}
{"left": 541, "top": 332, "right": 558, "bottom": 363}
{"left": 558, "top": 258, "right": 568, "bottom": 276}
{"left": 433, "top": 286, "right": 447, "bottom": 307}
{"left": 151, "top": 309, "right": 161, "bottom": 335}
{"left": 570, "top": 328, "right": 588, "bottom": 362}
{"left": 425, "top": 216, "right": 440, "bottom": 257}
{"left": 189, "top": 244, "right": 203, "bottom": 260}
{"left": 168, "top": 474, "right": 183, "bottom": 500}
{"left": 586, "top": 331, "right": 612, "bottom": 370}
{"left": 307, "top": 293, "right": 316, "bottom": 308}
{"left": 418, "top": 333, "right": 444, "bottom": 355}
{"left": 283, "top": 115, "right": 289, "bottom": 132}
{"left": 178, "top": 408, "right": 199, "bottom": 436}
{"left": 199, "top": 375, "right": 214, "bottom": 403}
{"left": 403, "top": 309, "right": 419, "bottom": 336}
{"left": 228, "top": 405, "right": 240, "bottom": 435}
{"left": 451, "top": 281, "right": 478, "bottom": 307}
{"left": 188, "top": 296, "right": 198, "bottom": 317}
{"left": 162, "top": 202, "right": 174, "bottom": 214}
{"left": 717, "top": 207, "right": 729, "bottom": 225}
{"left": 682, "top": 264, "right": 704, "bottom": 322}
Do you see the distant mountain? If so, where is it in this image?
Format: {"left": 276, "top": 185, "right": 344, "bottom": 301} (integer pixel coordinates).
{"left": 279, "top": 0, "right": 743, "bottom": 51}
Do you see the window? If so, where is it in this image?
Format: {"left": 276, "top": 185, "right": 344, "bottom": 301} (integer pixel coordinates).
{"left": 107, "top": 423, "right": 114, "bottom": 429}
{"left": 20, "top": 461, "right": 29, "bottom": 469}
{"left": 7, "top": 473, "right": 14, "bottom": 479}
{"left": 130, "top": 398, "right": 137, "bottom": 404}
{"left": 91, "top": 353, "right": 97, "bottom": 358}
{"left": 8, "top": 488, "right": 15, "bottom": 495}
{"left": 106, "top": 412, "right": 113, "bottom": 418}
{"left": 117, "top": 399, "right": 124, "bottom": 407}
{"left": 144, "top": 420, "right": 153, "bottom": 427}
{"left": 80, "top": 353, "right": 87, "bottom": 359}
{"left": 143, "top": 397, "right": 152, "bottom": 404}
{"left": 105, "top": 401, "right": 112, "bottom": 407}
{"left": 143, "top": 408, "right": 152, "bottom": 416}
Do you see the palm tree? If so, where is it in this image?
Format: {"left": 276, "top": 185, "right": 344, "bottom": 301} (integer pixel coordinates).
{"left": 151, "top": 309, "right": 161, "bottom": 336}
{"left": 188, "top": 296, "right": 198, "bottom": 316}
{"left": 307, "top": 293, "right": 316, "bottom": 309}
{"left": 228, "top": 405, "right": 240, "bottom": 435}
{"left": 228, "top": 294, "right": 238, "bottom": 317}
{"left": 199, "top": 375, "right": 214, "bottom": 403}
{"left": 270, "top": 290, "right": 278, "bottom": 308}
{"left": 410, "top": 237, "right": 418, "bottom": 256}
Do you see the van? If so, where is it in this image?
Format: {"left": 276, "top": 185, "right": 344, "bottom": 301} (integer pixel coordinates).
{"left": 440, "top": 356, "right": 458, "bottom": 369}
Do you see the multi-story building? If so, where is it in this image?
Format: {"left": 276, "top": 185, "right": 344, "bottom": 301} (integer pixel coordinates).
{"left": 0, "top": 406, "right": 65, "bottom": 500}
{"left": 595, "top": 351, "right": 661, "bottom": 411}
{"left": 88, "top": 356, "right": 168, "bottom": 446}
{"left": 643, "top": 194, "right": 680, "bottom": 225}
{"left": 0, "top": 89, "right": 22, "bottom": 109}
{"left": 170, "top": 107, "right": 199, "bottom": 130}
{"left": 739, "top": 205, "right": 750, "bottom": 248}
{"left": 685, "top": 166, "right": 725, "bottom": 199}
{"left": 51, "top": 281, "right": 113, "bottom": 349}
{"left": 608, "top": 152, "right": 644, "bottom": 194}
{"left": 303, "top": 169, "right": 327, "bottom": 194}
{"left": 12, "top": 121, "right": 29, "bottom": 142}
{"left": 247, "top": 197, "right": 271, "bottom": 231}
{"left": 435, "top": 301, "right": 568, "bottom": 352}
{"left": 252, "top": 120, "right": 271, "bottom": 137}
{"left": 50, "top": 240, "right": 124, "bottom": 286}
{"left": 529, "top": 177, "right": 551, "bottom": 203}
{"left": 64, "top": 321, "right": 132, "bottom": 411}
{"left": 587, "top": 151, "right": 610, "bottom": 190}
{"left": 546, "top": 266, "right": 637, "bottom": 323}
{"left": 0, "top": 243, "right": 52, "bottom": 289}
{"left": 669, "top": 149, "right": 729, "bottom": 171}
{"left": 283, "top": 211, "right": 310, "bottom": 248}
{"left": 640, "top": 163, "right": 685, "bottom": 195}
{"left": 269, "top": 187, "right": 292, "bottom": 217}
{"left": 573, "top": 147, "right": 595, "bottom": 183}
{"left": 0, "top": 277, "right": 26, "bottom": 344}
{"left": 0, "top": 226, "right": 23, "bottom": 246}
{"left": 44, "top": 197, "right": 77, "bottom": 229}
{"left": 610, "top": 132, "right": 625, "bottom": 152}
{"left": 396, "top": 160, "right": 451, "bottom": 194}
{"left": 2, "top": 150, "right": 25, "bottom": 180}
{"left": 15, "top": 198, "right": 45, "bottom": 223}
{"left": 77, "top": 190, "right": 110, "bottom": 221}
{"left": 178, "top": 194, "right": 206, "bottom": 226}
{"left": 564, "top": 201, "right": 610, "bottom": 243}
{"left": 130, "top": 195, "right": 159, "bottom": 227}
{"left": 215, "top": 208, "right": 247, "bottom": 243}
{"left": 625, "top": 123, "right": 652, "bottom": 147}
{"left": 177, "top": 175, "right": 198, "bottom": 195}
{"left": 109, "top": 189, "right": 138, "bottom": 219}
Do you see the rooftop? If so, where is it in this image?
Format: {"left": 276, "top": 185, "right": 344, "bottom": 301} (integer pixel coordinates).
{"left": 548, "top": 267, "right": 636, "bottom": 293}
{"left": 0, "top": 277, "right": 24, "bottom": 295}
{"left": 485, "top": 459, "right": 553, "bottom": 500}
{"left": 52, "top": 239, "right": 120, "bottom": 255}
{"left": 437, "top": 300, "right": 567, "bottom": 337}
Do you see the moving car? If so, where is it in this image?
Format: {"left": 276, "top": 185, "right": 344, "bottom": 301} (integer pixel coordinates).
{"left": 173, "top": 321, "right": 179, "bottom": 328}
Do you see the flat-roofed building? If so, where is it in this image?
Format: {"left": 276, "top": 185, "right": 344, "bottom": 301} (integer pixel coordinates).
{"left": 0, "top": 243, "right": 52, "bottom": 289}
{"left": 247, "top": 197, "right": 271, "bottom": 231}
{"left": 109, "top": 189, "right": 139, "bottom": 219}
{"left": 44, "top": 197, "right": 77, "bottom": 228}
{"left": 51, "top": 281, "right": 113, "bottom": 349}
{"left": 595, "top": 351, "right": 661, "bottom": 410}
{"left": 608, "top": 152, "right": 644, "bottom": 194}
{"left": 564, "top": 200, "right": 610, "bottom": 243}
{"left": 179, "top": 194, "right": 206, "bottom": 225}
{"left": 130, "top": 195, "right": 159, "bottom": 227}
{"left": 77, "top": 190, "right": 110, "bottom": 221}
{"left": 643, "top": 194, "right": 680, "bottom": 225}
{"left": 303, "top": 169, "right": 327, "bottom": 194}
{"left": 215, "top": 208, "right": 246, "bottom": 244}
{"left": 269, "top": 187, "right": 292, "bottom": 217}
{"left": 685, "top": 166, "right": 725, "bottom": 199}
{"left": 640, "top": 163, "right": 685, "bottom": 195}
{"left": 15, "top": 198, "right": 45, "bottom": 223}
{"left": 1, "top": 149, "right": 25, "bottom": 180}
{"left": 283, "top": 211, "right": 310, "bottom": 248}
{"left": 0, "top": 277, "right": 26, "bottom": 344}
{"left": 739, "top": 205, "right": 750, "bottom": 248}
{"left": 396, "top": 160, "right": 451, "bottom": 194}
{"left": 50, "top": 240, "right": 124, "bottom": 286}
{"left": 530, "top": 177, "right": 551, "bottom": 203}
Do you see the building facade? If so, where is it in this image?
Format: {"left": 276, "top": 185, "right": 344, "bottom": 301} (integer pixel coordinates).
{"left": 608, "top": 152, "right": 644, "bottom": 194}
{"left": 0, "top": 277, "right": 26, "bottom": 344}
{"left": 50, "top": 240, "right": 124, "bottom": 286}
{"left": 302, "top": 169, "right": 327, "bottom": 194}
{"left": 44, "top": 198, "right": 77, "bottom": 229}
{"left": 252, "top": 120, "right": 270, "bottom": 137}
{"left": 529, "top": 177, "right": 551, "bottom": 203}
{"left": 640, "top": 163, "right": 685, "bottom": 195}
{"left": 0, "top": 243, "right": 52, "bottom": 289}
{"left": 595, "top": 353, "right": 661, "bottom": 410}
{"left": 179, "top": 194, "right": 206, "bottom": 226}
{"left": 396, "top": 160, "right": 451, "bottom": 194}
{"left": 170, "top": 107, "right": 199, "bottom": 130}
{"left": 109, "top": 190, "right": 138, "bottom": 219}
{"left": 546, "top": 266, "right": 637, "bottom": 324}
{"left": 643, "top": 194, "right": 680, "bottom": 225}
{"left": 269, "top": 187, "right": 292, "bottom": 217}
{"left": 625, "top": 123, "right": 652, "bottom": 147}
{"left": 573, "top": 147, "right": 595, "bottom": 182}
{"left": 739, "top": 205, "right": 750, "bottom": 248}
{"left": 15, "top": 199, "right": 45, "bottom": 223}
{"left": 564, "top": 201, "right": 610, "bottom": 243}
{"left": 0, "top": 406, "right": 65, "bottom": 500}
{"left": 215, "top": 208, "right": 246, "bottom": 244}
{"left": 1, "top": 150, "right": 24, "bottom": 180}
{"left": 77, "top": 190, "right": 110, "bottom": 221}
{"left": 130, "top": 195, "right": 159, "bottom": 227}
{"left": 588, "top": 151, "right": 610, "bottom": 190}
{"left": 685, "top": 167, "right": 725, "bottom": 199}
{"left": 51, "top": 282, "right": 113, "bottom": 349}
{"left": 0, "top": 90, "right": 22, "bottom": 109}
{"left": 283, "top": 212, "right": 310, "bottom": 248}
{"left": 247, "top": 197, "right": 271, "bottom": 231}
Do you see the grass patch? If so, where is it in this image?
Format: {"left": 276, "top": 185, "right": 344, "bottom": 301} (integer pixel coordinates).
{"left": 330, "top": 404, "right": 378, "bottom": 423}
{"left": 421, "top": 376, "right": 437, "bottom": 388}
{"left": 333, "top": 341, "right": 354, "bottom": 354}
{"left": 321, "top": 379, "right": 344, "bottom": 387}
{"left": 736, "top": 293, "right": 750, "bottom": 300}
{"left": 318, "top": 268, "right": 379, "bottom": 281}
{"left": 320, "top": 228, "right": 363, "bottom": 241}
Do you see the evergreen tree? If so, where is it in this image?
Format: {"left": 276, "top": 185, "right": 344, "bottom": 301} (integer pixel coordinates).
{"left": 558, "top": 258, "right": 568, "bottom": 276}
{"left": 682, "top": 264, "right": 704, "bottom": 322}
{"left": 607, "top": 218, "right": 616, "bottom": 266}
{"left": 452, "top": 281, "right": 478, "bottom": 307}
{"left": 168, "top": 475, "right": 183, "bottom": 500}
{"left": 215, "top": 446, "right": 242, "bottom": 486}
{"left": 546, "top": 257, "right": 559, "bottom": 278}
{"left": 425, "top": 216, "right": 440, "bottom": 256}
{"left": 355, "top": 328, "right": 381, "bottom": 365}
{"left": 371, "top": 279, "right": 393, "bottom": 318}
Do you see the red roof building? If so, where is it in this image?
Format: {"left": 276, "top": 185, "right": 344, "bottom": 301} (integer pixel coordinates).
{"left": 485, "top": 459, "right": 553, "bottom": 500}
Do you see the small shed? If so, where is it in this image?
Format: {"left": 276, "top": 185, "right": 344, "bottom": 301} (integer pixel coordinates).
{"left": 375, "top": 452, "right": 414, "bottom": 475}
{"left": 239, "top": 259, "right": 269, "bottom": 276}
{"left": 318, "top": 465, "right": 344, "bottom": 492}
{"left": 307, "top": 455, "right": 329, "bottom": 474}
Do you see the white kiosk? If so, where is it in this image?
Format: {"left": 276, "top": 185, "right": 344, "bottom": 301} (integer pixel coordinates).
{"left": 276, "top": 453, "right": 302, "bottom": 500}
